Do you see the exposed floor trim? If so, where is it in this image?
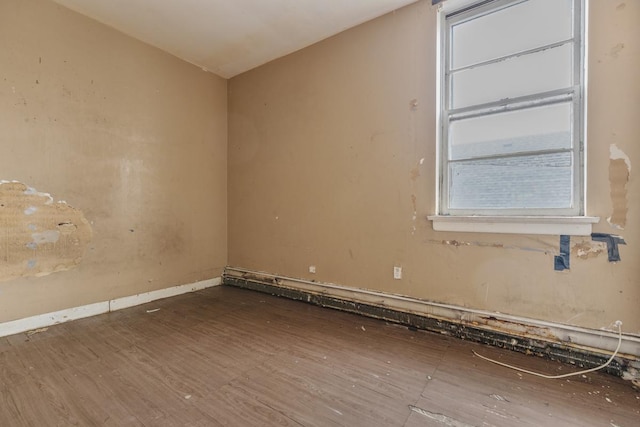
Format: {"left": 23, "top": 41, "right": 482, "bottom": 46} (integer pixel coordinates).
{"left": 108, "top": 277, "right": 221, "bottom": 311}
{"left": 224, "top": 267, "right": 640, "bottom": 382}
{"left": 0, "top": 277, "right": 221, "bottom": 338}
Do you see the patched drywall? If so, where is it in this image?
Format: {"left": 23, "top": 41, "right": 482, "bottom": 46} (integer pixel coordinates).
{"left": 0, "top": 181, "right": 91, "bottom": 281}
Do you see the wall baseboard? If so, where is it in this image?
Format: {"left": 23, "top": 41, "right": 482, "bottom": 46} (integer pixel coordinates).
{"left": 108, "top": 277, "right": 221, "bottom": 311}
{"left": 0, "top": 277, "right": 221, "bottom": 338}
{"left": 223, "top": 267, "right": 640, "bottom": 383}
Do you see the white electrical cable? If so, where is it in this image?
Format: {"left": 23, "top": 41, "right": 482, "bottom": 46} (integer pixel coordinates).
{"left": 472, "top": 321, "right": 623, "bottom": 379}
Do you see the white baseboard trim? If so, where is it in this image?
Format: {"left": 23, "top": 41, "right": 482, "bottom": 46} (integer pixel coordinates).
{"left": 224, "top": 267, "right": 640, "bottom": 359}
{"left": 0, "top": 277, "right": 221, "bottom": 338}
{"left": 0, "top": 302, "right": 110, "bottom": 338}
{"left": 108, "top": 277, "right": 221, "bottom": 311}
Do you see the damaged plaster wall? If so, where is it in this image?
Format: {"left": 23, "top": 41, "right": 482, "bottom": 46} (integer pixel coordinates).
{"left": 608, "top": 144, "right": 631, "bottom": 229}
{"left": 228, "top": 0, "right": 639, "bottom": 332}
{"left": 0, "top": 0, "right": 227, "bottom": 322}
{"left": 0, "top": 181, "right": 92, "bottom": 281}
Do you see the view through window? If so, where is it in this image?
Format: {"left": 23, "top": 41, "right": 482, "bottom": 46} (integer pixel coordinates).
{"left": 438, "top": 0, "right": 585, "bottom": 217}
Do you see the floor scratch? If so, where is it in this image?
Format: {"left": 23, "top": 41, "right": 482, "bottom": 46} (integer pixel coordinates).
{"left": 409, "top": 405, "right": 475, "bottom": 426}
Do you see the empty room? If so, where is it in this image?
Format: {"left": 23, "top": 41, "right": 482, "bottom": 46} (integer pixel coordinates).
{"left": 0, "top": 0, "right": 638, "bottom": 425}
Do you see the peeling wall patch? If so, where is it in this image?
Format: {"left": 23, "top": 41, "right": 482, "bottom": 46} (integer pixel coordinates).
{"left": 23, "top": 186, "right": 54, "bottom": 203}
{"left": 31, "top": 230, "right": 61, "bottom": 245}
{"left": 24, "top": 206, "right": 38, "bottom": 215}
{"left": 57, "top": 222, "right": 78, "bottom": 233}
{"left": 426, "top": 239, "right": 552, "bottom": 254}
{"left": 608, "top": 144, "right": 630, "bottom": 229}
{"left": 572, "top": 241, "right": 606, "bottom": 260}
{"left": 0, "top": 181, "right": 92, "bottom": 282}
{"left": 610, "top": 144, "right": 631, "bottom": 171}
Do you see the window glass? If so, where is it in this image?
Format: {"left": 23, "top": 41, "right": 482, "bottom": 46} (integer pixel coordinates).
{"left": 451, "top": 0, "right": 573, "bottom": 69}
{"left": 449, "top": 102, "right": 573, "bottom": 160}
{"left": 451, "top": 44, "right": 573, "bottom": 109}
{"left": 449, "top": 152, "right": 573, "bottom": 209}
{"left": 440, "top": 0, "right": 583, "bottom": 216}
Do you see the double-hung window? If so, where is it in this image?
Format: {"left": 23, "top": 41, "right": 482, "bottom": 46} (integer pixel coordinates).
{"left": 431, "top": 0, "right": 597, "bottom": 235}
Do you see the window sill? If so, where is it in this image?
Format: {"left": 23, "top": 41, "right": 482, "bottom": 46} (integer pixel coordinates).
{"left": 427, "top": 215, "right": 600, "bottom": 236}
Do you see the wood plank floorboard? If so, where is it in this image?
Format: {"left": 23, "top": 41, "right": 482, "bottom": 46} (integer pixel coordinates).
{"left": 0, "top": 285, "right": 638, "bottom": 426}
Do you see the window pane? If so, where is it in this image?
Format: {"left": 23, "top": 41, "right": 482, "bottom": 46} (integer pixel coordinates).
{"left": 449, "top": 152, "right": 573, "bottom": 209}
{"left": 451, "top": 43, "right": 572, "bottom": 109}
{"left": 451, "top": 0, "right": 573, "bottom": 69}
{"left": 449, "top": 103, "right": 572, "bottom": 161}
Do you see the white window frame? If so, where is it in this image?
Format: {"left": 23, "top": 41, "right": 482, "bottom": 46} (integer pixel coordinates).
{"left": 429, "top": 0, "right": 598, "bottom": 235}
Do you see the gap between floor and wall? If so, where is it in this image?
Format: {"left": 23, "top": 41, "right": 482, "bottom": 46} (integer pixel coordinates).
{"left": 2, "top": 268, "right": 639, "bottom": 385}
{"left": 223, "top": 266, "right": 640, "bottom": 385}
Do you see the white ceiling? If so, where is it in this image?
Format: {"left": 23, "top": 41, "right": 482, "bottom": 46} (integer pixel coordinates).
{"left": 52, "top": 0, "right": 418, "bottom": 78}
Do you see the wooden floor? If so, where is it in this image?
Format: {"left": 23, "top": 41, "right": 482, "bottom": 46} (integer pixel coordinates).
{"left": 0, "top": 286, "right": 638, "bottom": 426}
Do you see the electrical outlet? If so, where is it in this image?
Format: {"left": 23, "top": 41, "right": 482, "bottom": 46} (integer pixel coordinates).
{"left": 393, "top": 266, "right": 402, "bottom": 280}
{"left": 309, "top": 265, "right": 316, "bottom": 274}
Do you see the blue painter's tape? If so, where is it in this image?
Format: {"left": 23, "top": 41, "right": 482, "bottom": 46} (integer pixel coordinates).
{"left": 591, "top": 233, "right": 626, "bottom": 262}
{"left": 554, "top": 235, "right": 570, "bottom": 271}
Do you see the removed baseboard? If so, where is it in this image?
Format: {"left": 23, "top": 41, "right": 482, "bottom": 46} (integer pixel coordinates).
{"left": 224, "top": 267, "right": 640, "bottom": 382}
{"left": 0, "top": 277, "right": 221, "bottom": 338}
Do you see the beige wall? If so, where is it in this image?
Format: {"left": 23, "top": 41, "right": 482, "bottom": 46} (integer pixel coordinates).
{"left": 229, "top": 0, "right": 639, "bottom": 331}
{"left": 2, "top": 0, "right": 636, "bottom": 332}
{"left": 0, "top": 0, "right": 227, "bottom": 321}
